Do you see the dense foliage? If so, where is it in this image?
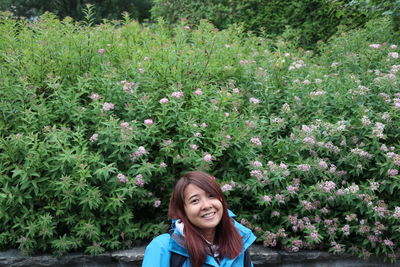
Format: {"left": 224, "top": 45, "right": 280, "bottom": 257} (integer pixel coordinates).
{"left": 348, "top": 0, "right": 400, "bottom": 31}
{"left": 151, "top": 0, "right": 368, "bottom": 48}
{"left": 0, "top": 0, "right": 152, "bottom": 22}
{"left": 0, "top": 10, "right": 400, "bottom": 262}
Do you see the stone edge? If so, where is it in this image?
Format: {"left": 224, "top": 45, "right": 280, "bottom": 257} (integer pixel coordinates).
{"left": 0, "top": 245, "right": 396, "bottom": 266}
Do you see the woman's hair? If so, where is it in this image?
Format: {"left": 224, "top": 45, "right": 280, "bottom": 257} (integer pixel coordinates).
{"left": 168, "top": 171, "right": 243, "bottom": 267}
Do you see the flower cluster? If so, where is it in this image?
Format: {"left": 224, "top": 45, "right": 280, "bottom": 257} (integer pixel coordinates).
{"left": 130, "top": 146, "right": 147, "bottom": 161}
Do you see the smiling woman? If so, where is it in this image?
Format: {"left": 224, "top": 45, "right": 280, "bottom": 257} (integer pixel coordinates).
{"left": 142, "top": 171, "right": 256, "bottom": 267}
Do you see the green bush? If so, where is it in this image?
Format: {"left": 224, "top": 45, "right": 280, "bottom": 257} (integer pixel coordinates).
{"left": 347, "top": 0, "right": 400, "bottom": 32}
{"left": 0, "top": 0, "right": 152, "bottom": 22}
{"left": 151, "top": 0, "right": 367, "bottom": 48}
{"left": 0, "top": 11, "right": 400, "bottom": 262}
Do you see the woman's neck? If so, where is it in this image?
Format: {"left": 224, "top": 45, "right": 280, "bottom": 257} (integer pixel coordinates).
{"left": 202, "top": 228, "right": 216, "bottom": 244}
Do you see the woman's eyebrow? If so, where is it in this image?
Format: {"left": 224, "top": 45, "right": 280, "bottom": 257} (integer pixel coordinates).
{"left": 188, "top": 194, "right": 199, "bottom": 201}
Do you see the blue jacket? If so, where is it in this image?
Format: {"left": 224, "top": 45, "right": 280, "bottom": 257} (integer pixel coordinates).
{"left": 142, "top": 210, "right": 256, "bottom": 267}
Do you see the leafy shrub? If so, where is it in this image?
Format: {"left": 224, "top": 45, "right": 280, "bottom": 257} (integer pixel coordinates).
{"left": 151, "top": 0, "right": 368, "bottom": 48}
{"left": 348, "top": 0, "right": 400, "bottom": 31}
{"left": 0, "top": 0, "right": 152, "bottom": 22}
{"left": 0, "top": 10, "right": 400, "bottom": 263}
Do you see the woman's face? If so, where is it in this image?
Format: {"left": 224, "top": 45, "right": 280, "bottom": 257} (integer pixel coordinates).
{"left": 183, "top": 183, "right": 223, "bottom": 238}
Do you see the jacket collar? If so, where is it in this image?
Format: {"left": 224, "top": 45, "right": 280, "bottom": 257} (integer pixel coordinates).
{"left": 168, "top": 210, "right": 255, "bottom": 258}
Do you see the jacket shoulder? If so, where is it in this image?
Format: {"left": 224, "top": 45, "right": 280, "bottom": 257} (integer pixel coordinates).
{"left": 142, "top": 233, "right": 172, "bottom": 267}
{"left": 147, "top": 233, "right": 171, "bottom": 248}
{"left": 233, "top": 219, "right": 256, "bottom": 250}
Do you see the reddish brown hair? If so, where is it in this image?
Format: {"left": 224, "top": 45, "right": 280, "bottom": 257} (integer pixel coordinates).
{"left": 168, "top": 171, "right": 243, "bottom": 267}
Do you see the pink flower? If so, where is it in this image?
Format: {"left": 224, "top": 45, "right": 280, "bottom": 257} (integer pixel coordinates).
{"left": 315, "top": 78, "right": 322, "bottom": 84}
{"left": 130, "top": 146, "right": 147, "bottom": 161}
{"left": 335, "top": 189, "right": 344, "bottom": 196}
{"left": 393, "top": 207, "right": 400, "bottom": 218}
{"left": 245, "top": 120, "right": 255, "bottom": 128}
{"left": 225, "top": 135, "right": 232, "bottom": 139}
{"left": 297, "top": 164, "right": 311, "bottom": 172}
{"left": 102, "top": 102, "right": 115, "bottom": 111}
{"left": 384, "top": 240, "right": 394, "bottom": 247}
{"left": 249, "top": 97, "right": 260, "bottom": 104}
{"left": 320, "top": 207, "right": 329, "bottom": 214}
{"left": 171, "top": 91, "right": 184, "bottom": 98}
{"left": 287, "top": 185, "right": 298, "bottom": 195}
{"left": 250, "top": 137, "right": 262, "bottom": 146}
{"left": 279, "top": 163, "right": 287, "bottom": 169}
{"left": 144, "top": 56, "right": 150, "bottom": 61}
{"left": 135, "top": 174, "right": 145, "bottom": 187}
{"left": 275, "top": 194, "right": 286, "bottom": 204}
{"left": 144, "top": 119, "right": 153, "bottom": 126}
{"left": 301, "top": 125, "right": 312, "bottom": 133}
{"left": 318, "top": 160, "right": 328, "bottom": 169}
{"left": 121, "top": 81, "right": 136, "bottom": 93}
{"left": 351, "top": 148, "right": 372, "bottom": 159}
{"left": 318, "top": 181, "right": 336, "bottom": 193}
{"left": 201, "top": 123, "right": 208, "bottom": 128}
{"left": 341, "top": 224, "right": 350, "bottom": 236}
{"left": 281, "top": 103, "right": 291, "bottom": 112}
{"left": 369, "top": 44, "right": 381, "bottom": 49}
{"left": 272, "top": 211, "right": 280, "bottom": 217}
{"left": 310, "top": 231, "right": 319, "bottom": 241}
{"left": 117, "top": 173, "right": 128, "bottom": 183}
{"left": 97, "top": 48, "right": 106, "bottom": 54}
{"left": 189, "top": 144, "right": 198, "bottom": 150}
{"left": 164, "top": 139, "right": 172, "bottom": 145}
{"left": 301, "top": 200, "right": 315, "bottom": 210}
{"left": 387, "top": 169, "right": 398, "bottom": 176}
{"left": 183, "top": 25, "right": 190, "bottom": 30}
{"left": 194, "top": 132, "right": 201, "bottom": 137}
{"left": 90, "top": 93, "right": 101, "bottom": 100}
{"left": 250, "top": 170, "right": 263, "bottom": 180}
{"left": 346, "top": 184, "right": 359, "bottom": 194}
{"left": 153, "top": 200, "right": 161, "bottom": 207}
{"left": 303, "top": 136, "right": 316, "bottom": 145}
{"left": 390, "top": 44, "right": 398, "bottom": 49}
{"left": 221, "top": 184, "right": 233, "bottom": 192}
{"left": 138, "top": 68, "right": 145, "bottom": 74}
{"left": 361, "top": 116, "right": 371, "bottom": 126}
{"left": 121, "top": 122, "right": 129, "bottom": 128}
{"left": 388, "top": 52, "right": 399, "bottom": 59}
{"left": 159, "top": 162, "right": 167, "bottom": 168}
{"left": 194, "top": 88, "right": 203, "bottom": 95}
{"left": 330, "top": 242, "right": 342, "bottom": 253}
{"left": 159, "top": 98, "right": 169, "bottom": 104}
{"left": 263, "top": 195, "right": 272, "bottom": 202}
{"left": 90, "top": 133, "right": 98, "bottom": 142}
{"left": 252, "top": 161, "right": 263, "bottom": 167}
{"left": 233, "top": 88, "right": 240, "bottom": 93}
{"left": 272, "top": 117, "right": 283, "bottom": 123}
{"left": 203, "top": 154, "right": 213, "bottom": 162}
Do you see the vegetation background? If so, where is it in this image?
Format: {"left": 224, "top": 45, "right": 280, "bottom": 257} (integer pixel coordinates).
{"left": 0, "top": 0, "right": 400, "bottom": 263}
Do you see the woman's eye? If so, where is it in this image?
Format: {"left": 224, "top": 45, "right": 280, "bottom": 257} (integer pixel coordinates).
{"left": 191, "top": 199, "right": 199, "bottom": 204}
{"left": 208, "top": 194, "right": 215, "bottom": 198}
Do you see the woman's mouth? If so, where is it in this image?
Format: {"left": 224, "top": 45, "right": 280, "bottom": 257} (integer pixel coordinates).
{"left": 201, "top": 212, "right": 216, "bottom": 218}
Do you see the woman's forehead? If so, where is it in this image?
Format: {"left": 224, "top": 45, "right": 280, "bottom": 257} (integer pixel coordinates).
{"left": 184, "top": 183, "right": 206, "bottom": 198}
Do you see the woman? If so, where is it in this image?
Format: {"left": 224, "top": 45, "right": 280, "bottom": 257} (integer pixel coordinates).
{"left": 142, "top": 171, "right": 256, "bottom": 267}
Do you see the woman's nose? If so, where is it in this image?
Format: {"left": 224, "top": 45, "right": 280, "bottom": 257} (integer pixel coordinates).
{"left": 201, "top": 199, "right": 212, "bottom": 210}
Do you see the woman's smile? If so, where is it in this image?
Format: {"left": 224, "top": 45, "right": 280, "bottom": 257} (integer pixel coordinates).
{"left": 184, "top": 183, "right": 223, "bottom": 242}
